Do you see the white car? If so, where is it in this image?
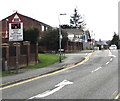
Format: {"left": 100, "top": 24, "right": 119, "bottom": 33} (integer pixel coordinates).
{"left": 109, "top": 45, "right": 117, "bottom": 50}
{"left": 94, "top": 47, "right": 99, "bottom": 50}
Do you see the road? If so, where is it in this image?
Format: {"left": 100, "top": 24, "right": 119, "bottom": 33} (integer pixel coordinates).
{"left": 2, "top": 50, "right": 118, "bottom": 99}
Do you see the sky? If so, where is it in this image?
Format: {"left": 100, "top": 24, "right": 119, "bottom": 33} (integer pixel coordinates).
{"left": 0, "top": 0, "right": 119, "bottom": 41}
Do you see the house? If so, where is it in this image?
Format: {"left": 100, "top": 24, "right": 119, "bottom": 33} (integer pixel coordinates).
{"left": 95, "top": 39, "right": 109, "bottom": 49}
{"left": 63, "top": 28, "right": 91, "bottom": 51}
{"left": 1, "top": 12, "right": 52, "bottom": 43}
{"left": 83, "top": 30, "right": 92, "bottom": 50}
{"left": 1, "top": 12, "right": 52, "bottom": 71}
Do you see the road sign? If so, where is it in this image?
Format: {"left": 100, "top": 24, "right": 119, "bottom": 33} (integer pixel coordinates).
{"left": 58, "top": 49, "right": 64, "bottom": 51}
{"left": 9, "top": 14, "right": 23, "bottom": 41}
{"left": 81, "top": 35, "right": 86, "bottom": 41}
{"left": 12, "top": 14, "right": 22, "bottom": 23}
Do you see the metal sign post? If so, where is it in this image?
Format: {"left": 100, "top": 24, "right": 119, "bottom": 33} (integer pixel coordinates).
{"left": 16, "top": 42, "right": 19, "bottom": 74}
{"left": 9, "top": 13, "right": 23, "bottom": 74}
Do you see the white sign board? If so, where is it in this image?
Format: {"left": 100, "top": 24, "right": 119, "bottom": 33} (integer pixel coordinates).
{"left": 58, "top": 49, "right": 64, "bottom": 51}
{"left": 9, "top": 23, "right": 23, "bottom": 41}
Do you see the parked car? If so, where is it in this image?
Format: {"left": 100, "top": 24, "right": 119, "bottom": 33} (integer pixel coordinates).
{"left": 94, "top": 47, "right": 99, "bottom": 50}
{"left": 109, "top": 45, "right": 117, "bottom": 50}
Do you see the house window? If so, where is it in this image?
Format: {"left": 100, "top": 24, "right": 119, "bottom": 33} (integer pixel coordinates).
{"left": 46, "top": 27, "right": 48, "bottom": 31}
{"left": 14, "top": 18, "right": 19, "bottom": 22}
{"left": 42, "top": 25, "right": 44, "bottom": 31}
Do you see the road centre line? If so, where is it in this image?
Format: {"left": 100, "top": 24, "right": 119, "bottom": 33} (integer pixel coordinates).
{"left": 112, "top": 90, "right": 117, "bottom": 96}
{"left": 106, "top": 62, "right": 110, "bottom": 65}
{"left": 91, "top": 51, "right": 114, "bottom": 73}
{"left": 91, "top": 67, "right": 102, "bottom": 73}
{"left": 106, "top": 58, "right": 113, "bottom": 65}
{"left": 110, "top": 58, "right": 113, "bottom": 61}
{"left": 0, "top": 53, "right": 93, "bottom": 90}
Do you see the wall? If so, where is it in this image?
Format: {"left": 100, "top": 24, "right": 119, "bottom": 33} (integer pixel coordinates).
{"left": 2, "top": 41, "right": 38, "bottom": 71}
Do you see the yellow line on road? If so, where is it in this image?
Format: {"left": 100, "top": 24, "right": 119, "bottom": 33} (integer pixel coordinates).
{"left": 114, "top": 93, "right": 120, "bottom": 99}
{"left": 109, "top": 50, "right": 112, "bottom": 56}
{"left": 0, "top": 53, "right": 93, "bottom": 90}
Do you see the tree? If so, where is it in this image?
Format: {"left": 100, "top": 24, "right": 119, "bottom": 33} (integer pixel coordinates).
{"left": 23, "top": 27, "right": 39, "bottom": 44}
{"left": 39, "top": 29, "right": 68, "bottom": 52}
{"left": 70, "top": 8, "right": 85, "bottom": 28}
{"left": 61, "top": 24, "right": 71, "bottom": 29}
{"left": 110, "top": 32, "right": 119, "bottom": 48}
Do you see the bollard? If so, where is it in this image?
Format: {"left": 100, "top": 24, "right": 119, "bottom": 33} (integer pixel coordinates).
{"left": 5, "top": 61, "right": 8, "bottom": 71}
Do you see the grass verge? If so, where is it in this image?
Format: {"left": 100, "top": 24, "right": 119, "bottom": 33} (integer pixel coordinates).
{"left": 25, "top": 54, "right": 65, "bottom": 69}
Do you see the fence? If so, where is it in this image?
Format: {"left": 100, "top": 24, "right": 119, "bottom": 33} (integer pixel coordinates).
{"left": 2, "top": 41, "right": 38, "bottom": 71}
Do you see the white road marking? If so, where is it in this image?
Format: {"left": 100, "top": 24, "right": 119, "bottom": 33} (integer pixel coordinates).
{"left": 29, "top": 80, "right": 73, "bottom": 99}
{"left": 109, "top": 55, "right": 116, "bottom": 58}
{"left": 91, "top": 67, "right": 102, "bottom": 73}
{"left": 112, "top": 90, "right": 117, "bottom": 96}
{"left": 55, "top": 80, "right": 73, "bottom": 87}
{"left": 106, "top": 62, "right": 110, "bottom": 65}
{"left": 110, "top": 58, "right": 113, "bottom": 61}
{"left": 115, "top": 93, "right": 120, "bottom": 99}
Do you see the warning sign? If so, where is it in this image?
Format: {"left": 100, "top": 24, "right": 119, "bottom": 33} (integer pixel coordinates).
{"left": 9, "top": 14, "right": 23, "bottom": 41}
{"left": 12, "top": 14, "right": 22, "bottom": 23}
{"left": 9, "top": 23, "right": 23, "bottom": 41}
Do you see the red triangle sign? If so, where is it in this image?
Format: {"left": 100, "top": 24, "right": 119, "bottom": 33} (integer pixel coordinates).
{"left": 12, "top": 14, "right": 22, "bottom": 23}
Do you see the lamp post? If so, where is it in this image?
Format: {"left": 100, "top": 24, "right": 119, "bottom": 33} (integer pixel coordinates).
{"left": 58, "top": 13, "right": 66, "bottom": 63}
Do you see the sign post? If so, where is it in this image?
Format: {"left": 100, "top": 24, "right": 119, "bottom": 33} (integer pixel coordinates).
{"left": 16, "top": 42, "right": 19, "bottom": 74}
{"left": 9, "top": 13, "right": 23, "bottom": 73}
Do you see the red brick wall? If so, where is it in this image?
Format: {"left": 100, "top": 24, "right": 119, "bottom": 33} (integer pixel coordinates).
{"left": 2, "top": 42, "right": 38, "bottom": 71}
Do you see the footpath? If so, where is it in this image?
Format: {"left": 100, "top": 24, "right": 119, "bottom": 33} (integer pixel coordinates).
{"left": 2, "top": 50, "right": 93, "bottom": 85}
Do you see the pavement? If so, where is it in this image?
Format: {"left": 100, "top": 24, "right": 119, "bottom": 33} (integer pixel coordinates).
{"left": 2, "top": 50, "right": 93, "bottom": 85}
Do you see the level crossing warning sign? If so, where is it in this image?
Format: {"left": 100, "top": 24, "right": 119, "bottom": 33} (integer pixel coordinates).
{"left": 9, "top": 13, "right": 23, "bottom": 41}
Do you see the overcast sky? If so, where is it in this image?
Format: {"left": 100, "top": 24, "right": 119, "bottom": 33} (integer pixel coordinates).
{"left": 0, "top": 0, "right": 119, "bottom": 41}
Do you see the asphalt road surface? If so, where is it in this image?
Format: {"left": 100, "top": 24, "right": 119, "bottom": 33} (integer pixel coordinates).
{"left": 2, "top": 50, "right": 118, "bottom": 99}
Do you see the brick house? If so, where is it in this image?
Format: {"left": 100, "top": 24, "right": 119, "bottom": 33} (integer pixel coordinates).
{"left": 1, "top": 12, "right": 52, "bottom": 71}
{"left": 1, "top": 12, "right": 52, "bottom": 43}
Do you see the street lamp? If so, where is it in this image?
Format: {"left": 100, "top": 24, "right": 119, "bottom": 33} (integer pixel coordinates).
{"left": 58, "top": 13, "right": 66, "bottom": 63}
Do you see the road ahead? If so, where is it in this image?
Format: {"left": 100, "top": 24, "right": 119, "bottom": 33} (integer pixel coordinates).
{"left": 2, "top": 50, "right": 118, "bottom": 99}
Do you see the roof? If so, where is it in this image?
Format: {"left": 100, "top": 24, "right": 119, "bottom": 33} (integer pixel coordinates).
{"left": 1, "top": 12, "right": 52, "bottom": 28}
{"left": 96, "top": 41, "right": 108, "bottom": 45}
{"left": 62, "top": 28, "right": 84, "bottom": 35}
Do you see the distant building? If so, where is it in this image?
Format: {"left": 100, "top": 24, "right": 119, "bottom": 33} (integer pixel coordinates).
{"left": 95, "top": 40, "right": 109, "bottom": 49}
{"left": 1, "top": 12, "right": 52, "bottom": 43}
{"left": 63, "top": 28, "right": 92, "bottom": 51}
{"left": 64, "top": 29, "right": 84, "bottom": 42}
